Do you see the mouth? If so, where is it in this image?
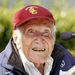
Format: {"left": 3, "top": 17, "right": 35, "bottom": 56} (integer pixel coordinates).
{"left": 32, "top": 48, "right": 46, "bottom": 52}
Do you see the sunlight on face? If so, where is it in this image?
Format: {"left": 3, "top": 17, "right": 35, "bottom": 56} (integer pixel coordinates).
{"left": 19, "top": 18, "right": 55, "bottom": 64}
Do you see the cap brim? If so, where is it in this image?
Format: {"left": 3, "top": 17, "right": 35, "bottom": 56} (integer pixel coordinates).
{"left": 15, "top": 16, "right": 55, "bottom": 29}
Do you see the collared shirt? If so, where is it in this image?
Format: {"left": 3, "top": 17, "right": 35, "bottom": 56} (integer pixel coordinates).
{"left": 19, "top": 50, "right": 54, "bottom": 75}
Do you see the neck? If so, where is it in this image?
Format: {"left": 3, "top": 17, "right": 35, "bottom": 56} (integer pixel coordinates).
{"left": 34, "top": 63, "right": 44, "bottom": 75}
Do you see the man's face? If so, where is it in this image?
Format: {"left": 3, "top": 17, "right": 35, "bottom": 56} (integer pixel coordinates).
{"left": 20, "top": 19, "right": 55, "bottom": 64}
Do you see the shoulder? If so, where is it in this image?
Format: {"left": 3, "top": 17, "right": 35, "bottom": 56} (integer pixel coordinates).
{"left": 55, "top": 43, "right": 75, "bottom": 61}
{"left": 0, "top": 39, "right": 12, "bottom": 70}
{"left": 0, "top": 50, "right": 7, "bottom": 74}
{"left": 54, "top": 43, "right": 75, "bottom": 70}
{"left": 0, "top": 39, "right": 13, "bottom": 64}
{"left": 0, "top": 50, "right": 6, "bottom": 64}
{"left": 52, "top": 44, "right": 75, "bottom": 75}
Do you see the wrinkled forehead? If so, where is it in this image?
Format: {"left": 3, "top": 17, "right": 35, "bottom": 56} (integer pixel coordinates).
{"left": 19, "top": 18, "right": 53, "bottom": 31}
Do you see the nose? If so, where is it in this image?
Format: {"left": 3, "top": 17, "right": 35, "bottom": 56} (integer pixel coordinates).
{"left": 34, "top": 32, "right": 45, "bottom": 44}
{"left": 34, "top": 37, "right": 44, "bottom": 45}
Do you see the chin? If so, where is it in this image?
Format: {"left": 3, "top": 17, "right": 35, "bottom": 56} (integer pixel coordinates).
{"left": 32, "top": 59, "right": 46, "bottom": 64}
{"left": 29, "top": 55, "right": 48, "bottom": 64}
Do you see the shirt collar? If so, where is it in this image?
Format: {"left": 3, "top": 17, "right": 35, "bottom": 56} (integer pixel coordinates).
{"left": 19, "top": 50, "right": 29, "bottom": 65}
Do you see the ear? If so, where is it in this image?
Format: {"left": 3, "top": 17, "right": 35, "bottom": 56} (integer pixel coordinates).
{"left": 52, "top": 32, "right": 56, "bottom": 45}
{"left": 54, "top": 33, "right": 56, "bottom": 42}
{"left": 12, "top": 30, "right": 18, "bottom": 44}
{"left": 12, "top": 30, "right": 22, "bottom": 50}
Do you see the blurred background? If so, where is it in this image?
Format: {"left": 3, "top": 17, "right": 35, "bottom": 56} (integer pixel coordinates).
{"left": 0, "top": 0, "right": 75, "bottom": 56}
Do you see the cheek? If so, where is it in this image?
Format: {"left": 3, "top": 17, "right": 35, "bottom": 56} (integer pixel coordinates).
{"left": 22, "top": 35, "right": 33, "bottom": 47}
{"left": 46, "top": 38, "right": 54, "bottom": 55}
{"left": 21, "top": 36, "right": 33, "bottom": 56}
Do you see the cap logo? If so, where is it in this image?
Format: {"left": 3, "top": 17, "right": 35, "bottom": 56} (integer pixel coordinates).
{"left": 29, "top": 7, "right": 37, "bottom": 14}
{"left": 25, "top": 6, "right": 38, "bottom": 14}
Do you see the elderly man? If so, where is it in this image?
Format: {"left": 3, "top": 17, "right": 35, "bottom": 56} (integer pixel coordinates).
{"left": 0, "top": 5, "right": 75, "bottom": 75}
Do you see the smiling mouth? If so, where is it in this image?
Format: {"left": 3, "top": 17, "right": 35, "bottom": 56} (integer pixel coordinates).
{"left": 32, "top": 48, "right": 46, "bottom": 52}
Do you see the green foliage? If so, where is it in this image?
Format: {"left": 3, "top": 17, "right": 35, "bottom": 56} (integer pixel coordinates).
{"left": 0, "top": 8, "right": 12, "bottom": 51}
{"left": 50, "top": 2, "right": 75, "bottom": 50}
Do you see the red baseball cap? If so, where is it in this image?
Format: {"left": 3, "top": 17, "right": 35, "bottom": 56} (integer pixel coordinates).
{"left": 13, "top": 5, "right": 55, "bottom": 29}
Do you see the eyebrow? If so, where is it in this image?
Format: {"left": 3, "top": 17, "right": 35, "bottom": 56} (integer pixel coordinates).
{"left": 20, "top": 21, "right": 53, "bottom": 31}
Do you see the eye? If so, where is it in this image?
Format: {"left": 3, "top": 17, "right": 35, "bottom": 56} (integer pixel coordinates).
{"left": 44, "top": 31, "right": 49, "bottom": 34}
{"left": 27, "top": 29, "right": 34, "bottom": 34}
{"left": 43, "top": 30, "right": 50, "bottom": 36}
